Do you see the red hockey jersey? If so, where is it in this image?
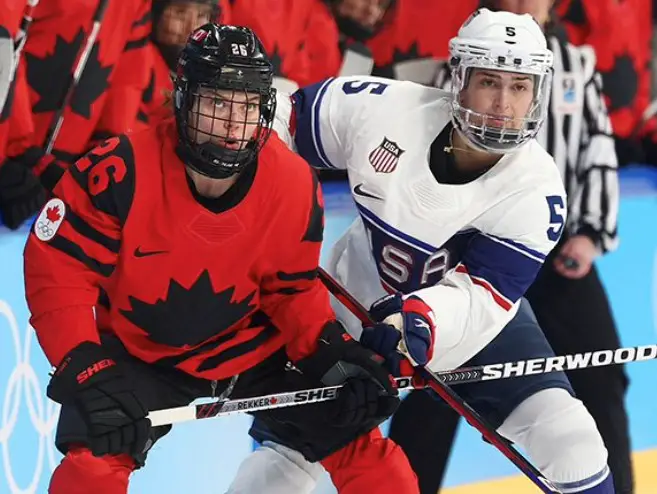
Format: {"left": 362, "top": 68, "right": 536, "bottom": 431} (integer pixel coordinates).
{"left": 25, "top": 119, "right": 336, "bottom": 380}
{"left": 230, "top": 0, "right": 313, "bottom": 86}
{"left": 303, "top": 0, "right": 343, "bottom": 84}
{"left": 301, "top": 0, "right": 477, "bottom": 85}
{"left": 557, "top": 0, "right": 647, "bottom": 139}
{"left": 141, "top": 0, "right": 232, "bottom": 127}
{"left": 23, "top": 0, "right": 152, "bottom": 160}
{"left": 136, "top": 44, "right": 173, "bottom": 129}
{"left": 0, "top": 1, "right": 36, "bottom": 162}
{"left": 367, "top": 0, "right": 476, "bottom": 83}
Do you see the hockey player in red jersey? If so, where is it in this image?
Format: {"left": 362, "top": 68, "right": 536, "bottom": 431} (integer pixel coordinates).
{"left": 22, "top": 0, "right": 153, "bottom": 162}
{"left": 140, "top": 0, "right": 230, "bottom": 126}
{"left": 304, "top": 0, "right": 477, "bottom": 84}
{"left": 0, "top": 1, "right": 46, "bottom": 230}
{"left": 229, "top": 0, "right": 315, "bottom": 88}
{"left": 24, "top": 23, "right": 417, "bottom": 494}
{"left": 0, "top": 0, "right": 155, "bottom": 231}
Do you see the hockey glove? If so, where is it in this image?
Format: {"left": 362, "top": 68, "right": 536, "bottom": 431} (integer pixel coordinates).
{"left": 294, "top": 321, "right": 399, "bottom": 428}
{"left": 0, "top": 150, "right": 47, "bottom": 230}
{"left": 360, "top": 293, "right": 436, "bottom": 376}
{"left": 47, "top": 341, "right": 151, "bottom": 458}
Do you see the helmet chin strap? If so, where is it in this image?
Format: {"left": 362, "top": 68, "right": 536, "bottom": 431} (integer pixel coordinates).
{"left": 444, "top": 127, "right": 481, "bottom": 154}
{"left": 446, "top": 127, "right": 504, "bottom": 178}
{"left": 447, "top": 127, "right": 505, "bottom": 164}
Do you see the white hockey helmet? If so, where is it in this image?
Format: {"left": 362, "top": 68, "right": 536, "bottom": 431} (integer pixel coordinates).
{"left": 448, "top": 8, "right": 553, "bottom": 153}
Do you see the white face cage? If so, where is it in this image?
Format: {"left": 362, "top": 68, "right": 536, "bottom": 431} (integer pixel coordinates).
{"left": 449, "top": 40, "right": 553, "bottom": 153}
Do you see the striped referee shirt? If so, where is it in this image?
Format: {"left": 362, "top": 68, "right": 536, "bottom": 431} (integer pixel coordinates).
{"left": 434, "top": 35, "right": 620, "bottom": 254}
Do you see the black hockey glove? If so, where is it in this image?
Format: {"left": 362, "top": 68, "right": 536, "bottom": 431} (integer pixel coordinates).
{"left": 294, "top": 322, "right": 400, "bottom": 428}
{"left": 47, "top": 341, "right": 151, "bottom": 458}
{"left": 0, "top": 148, "right": 47, "bottom": 230}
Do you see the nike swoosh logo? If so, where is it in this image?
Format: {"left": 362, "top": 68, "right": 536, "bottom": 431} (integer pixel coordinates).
{"left": 134, "top": 247, "right": 168, "bottom": 258}
{"left": 353, "top": 183, "right": 384, "bottom": 201}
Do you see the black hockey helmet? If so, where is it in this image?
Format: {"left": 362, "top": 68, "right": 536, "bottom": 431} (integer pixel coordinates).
{"left": 326, "top": 0, "right": 396, "bottom": 42}
{"left": 173, "top": 23, "right": 276, "bottom": 179}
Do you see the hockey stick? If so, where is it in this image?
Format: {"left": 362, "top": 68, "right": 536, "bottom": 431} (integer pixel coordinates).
{"left": 43, "top": 0, "right": 110, "bottom": 154}
{"left": 316, "top": 267, "right": 562, "bottom": 493}
{"left": 146, "top": 341, "right": 657, "bottom": 427}
{"left": 11, "top": 0, "right": 39, "bottom": 78}
{"left": 148, "top": 384, "right": 344, "bottom": 427}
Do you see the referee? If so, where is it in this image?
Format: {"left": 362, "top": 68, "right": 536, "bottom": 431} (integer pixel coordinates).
{"left": 388, "top": 1, "right": 632, "bottom": 493}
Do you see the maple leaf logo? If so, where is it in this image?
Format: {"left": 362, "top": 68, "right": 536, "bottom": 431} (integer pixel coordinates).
{"left": 27, "top": 30, "right": 85, "bottom": 114}
{"left": 600, "top": 54, "right": 637, "bottom": 112}
{"left": 45, "top": 205, "right": 62, "bottom": 223}
{"left": 120, "top": 270, "right": 257, "bottom": 348}
{"left": 27, "top": 29, "right": 112, "bottom": 118}
{"left": 70, "top": 41, "right": 113, "bottom": 118}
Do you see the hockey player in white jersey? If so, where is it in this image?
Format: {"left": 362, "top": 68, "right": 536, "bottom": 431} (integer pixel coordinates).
{"left": 226, "top": 8, "right": 614, "bottom": 494}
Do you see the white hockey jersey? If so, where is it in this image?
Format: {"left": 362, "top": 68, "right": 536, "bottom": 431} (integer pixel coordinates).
{"left": 274, "top": 76, "right": 567, "bottom": 372}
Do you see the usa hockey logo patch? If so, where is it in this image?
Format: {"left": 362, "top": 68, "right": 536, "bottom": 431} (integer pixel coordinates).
{"left": 34, "top": 198, "right": 65, "bottom": 242}
{"left": 369, "top": 137, "right": 405, "bottom": 173}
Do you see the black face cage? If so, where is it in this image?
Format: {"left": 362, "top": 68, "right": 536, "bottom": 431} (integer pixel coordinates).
{"left": 175, "top": 79, "right": 276, "bottom": 179}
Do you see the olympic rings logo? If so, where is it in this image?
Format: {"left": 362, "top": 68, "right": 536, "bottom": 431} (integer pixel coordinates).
{"left": 34, "top": 221, "right": 54, "bottom": 240}
{"left": 0, "top": 299, "right": 60, "bottom": 494}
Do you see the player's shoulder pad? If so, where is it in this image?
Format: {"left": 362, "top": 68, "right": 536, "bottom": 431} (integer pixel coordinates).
{"left": 261, "top": 133, "right": 323, "bottom": 243}
{"left": 68, "top": 134, "right": 137, "bottom": 226}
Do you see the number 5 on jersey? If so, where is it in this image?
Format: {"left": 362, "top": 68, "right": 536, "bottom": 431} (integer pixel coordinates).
{"left": 545, "top": 195, "right": 565, "bottom": 242}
